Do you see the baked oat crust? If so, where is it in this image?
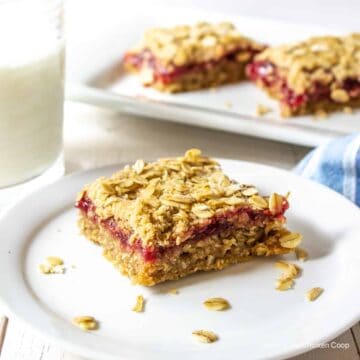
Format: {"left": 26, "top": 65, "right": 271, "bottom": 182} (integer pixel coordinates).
{"left": 79, "top": 215, "right": 292, "bottom": 286}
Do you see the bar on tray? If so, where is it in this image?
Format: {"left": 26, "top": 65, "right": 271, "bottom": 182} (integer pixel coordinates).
{"left": 246, "top": 34, "right": 360, "bottom": 116}
{"left": 123, "top": 22, "right": 265, "bottom": 92}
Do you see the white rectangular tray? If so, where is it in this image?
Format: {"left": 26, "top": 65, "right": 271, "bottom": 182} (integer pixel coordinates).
{"left": 65, "top": 0, "right": 359, "bottom": 147}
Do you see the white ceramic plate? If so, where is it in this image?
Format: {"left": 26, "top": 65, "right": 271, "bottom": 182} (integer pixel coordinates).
{"left": 0, "top": 160, "right": 360, "bottom": 360}
{"left": 66, "top": 0, "right": 360, "bottom": 147}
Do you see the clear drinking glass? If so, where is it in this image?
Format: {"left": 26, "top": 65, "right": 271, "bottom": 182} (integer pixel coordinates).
{"left": 0, "top": 0, "right": 65, "bottom": 196}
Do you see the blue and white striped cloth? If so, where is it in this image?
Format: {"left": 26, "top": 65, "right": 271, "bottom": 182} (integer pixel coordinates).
{"left": 294, "top": 133, "right": 360, "bottom": 206}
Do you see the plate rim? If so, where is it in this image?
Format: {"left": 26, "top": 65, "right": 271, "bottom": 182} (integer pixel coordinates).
{"left": 1, "top": 159, "right": 360, "bottom": 360}
{"left": 66, "top": 84, "right": 342, "bottom": 148}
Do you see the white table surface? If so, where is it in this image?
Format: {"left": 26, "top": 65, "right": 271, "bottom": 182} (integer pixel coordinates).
{"left": 1, "top": 0, "right": 360, "bottom": 358}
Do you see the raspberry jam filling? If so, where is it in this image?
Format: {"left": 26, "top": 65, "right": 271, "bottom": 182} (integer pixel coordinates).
{"left": 75, "top": 196, "right": 155, "bottom": 261}
{"left": 76, "top": 194, "right": 288, "bottom": 262}
{"left": 124, "top": 47, "right": 261, "bottom": 85}
{"left": 246, "top": 60, "right": 360, "bottom": 110}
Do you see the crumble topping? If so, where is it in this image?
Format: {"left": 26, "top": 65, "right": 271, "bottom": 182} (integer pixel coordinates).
{"left": 248, "top": 195, "right": 268, "bottom": 209}
{"left": 129, "top": 22, "right": 264, "bottom": 67}
{"left": 255, "top": 34, "right": 360, "bottom": 94}
{"left": 79, "top": 149, "right": 288, "bottom": 249}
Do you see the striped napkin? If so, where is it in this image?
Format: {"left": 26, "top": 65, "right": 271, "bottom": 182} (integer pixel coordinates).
{"left": 294, "top": 133, "right": 360, "bottom": 206}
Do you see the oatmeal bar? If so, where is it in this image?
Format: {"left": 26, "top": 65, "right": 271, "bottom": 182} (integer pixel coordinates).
{"left": 123, "top": 22, "right": 265, "bottom": 92}
{"left": 246, "top": 34, "right": 360, "bottom": 116}
{"left": 75, "top": 149, "right": 300, "bottom": 286}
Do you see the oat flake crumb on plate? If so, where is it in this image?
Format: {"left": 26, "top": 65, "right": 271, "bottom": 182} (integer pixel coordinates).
{"left": 203, "top": 297, "right": 230, "bottom": 311}
{"left": 132, "top": 295, "right": 145, "bottom": 312}
{"left": 192, "top": 330, "right": 218, "bottom": 343}
{"left": 38, "top": 256, "right": 65, "bottom": 274}
{"left": 275, "top": 277, "right": 294, "bottom": 291}
{"left": 306, "top": 287, "right": 324, "bottom": 301}
{"left": 275, "top": 260, "right": 300, "bottom": 278}
{"left": 72, "top": 316, "right": 99, "bottom": 331}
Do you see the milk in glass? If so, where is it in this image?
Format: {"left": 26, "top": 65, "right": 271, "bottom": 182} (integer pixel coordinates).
{"left": 0, "top": 1, "right": 64, "bottom": 187}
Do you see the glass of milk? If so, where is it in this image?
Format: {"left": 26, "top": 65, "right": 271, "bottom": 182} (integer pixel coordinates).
{"left": 0, "top": 0, "right": 65, "bottom": 193}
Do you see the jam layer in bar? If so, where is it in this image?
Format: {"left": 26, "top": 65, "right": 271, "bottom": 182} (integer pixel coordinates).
{"left": 123, "top": 22, "right": 265, "bottom": 92}
{"left": 246, "top": 34, "right": 360, "bottom": 116}
{"left": 75, "top": 149, "right": 301, "bottom": 286}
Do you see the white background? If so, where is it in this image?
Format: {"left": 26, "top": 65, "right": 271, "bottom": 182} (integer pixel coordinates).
{"left": 160, "top": 0, "right": 359, "bottom": 30}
